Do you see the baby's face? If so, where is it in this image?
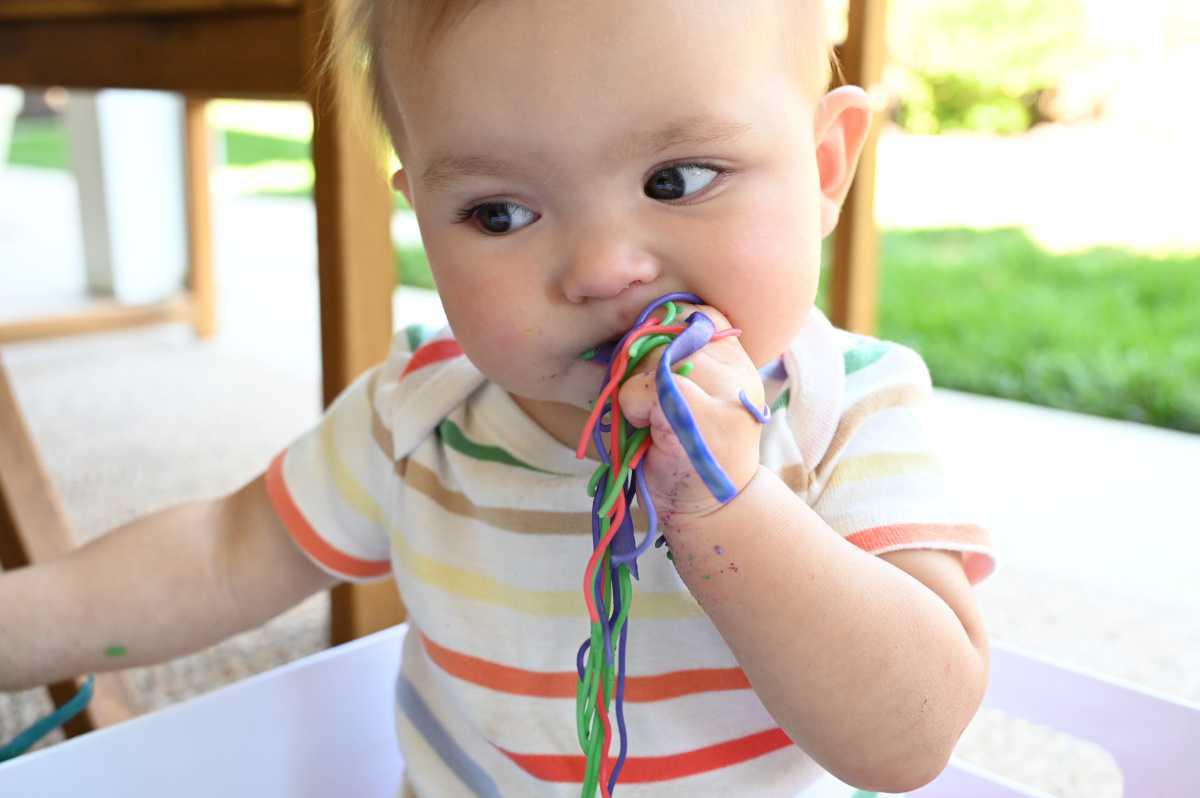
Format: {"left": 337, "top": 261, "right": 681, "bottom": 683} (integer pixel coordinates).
{"left": 386, "top": 1, "right": 828, "bottom": 413}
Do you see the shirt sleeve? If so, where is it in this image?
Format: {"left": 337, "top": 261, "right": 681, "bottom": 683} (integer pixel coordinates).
{"left": 263, "top": 321, "right": 472, "bottom": 583}
{"left": 808, "top": 339, "right": 996, "bottom": 585}
{"left": 264, "top": 363, "right": 397, "bottom": 583}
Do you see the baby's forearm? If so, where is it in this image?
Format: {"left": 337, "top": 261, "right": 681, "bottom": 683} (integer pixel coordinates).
{"left": 0, "top": 500, "right": 244, "bottom": 692}
{"left": 662, "top": 468, "right": 985, "bottom": 792}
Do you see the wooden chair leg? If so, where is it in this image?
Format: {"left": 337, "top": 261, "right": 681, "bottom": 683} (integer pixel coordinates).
{"left": 183, "top": 96, "right": 216, "bottom": 340}
{"left": 301, "top": 0, "right": 406, "bottom": 645}
{"left": 830, "top": 0, "right": 888, "bottom": 336}
{"left": 0, "top": 357, "right": 139, "bottom": 735}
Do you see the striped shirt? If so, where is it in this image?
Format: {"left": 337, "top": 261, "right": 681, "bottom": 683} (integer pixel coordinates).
{"left": 266, "top": 307, "right": 994, "bottom": 797}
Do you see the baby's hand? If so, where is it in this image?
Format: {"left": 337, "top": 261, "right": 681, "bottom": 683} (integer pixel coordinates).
{"left": 615, "top": 304, "right": 766, "bottom": 525}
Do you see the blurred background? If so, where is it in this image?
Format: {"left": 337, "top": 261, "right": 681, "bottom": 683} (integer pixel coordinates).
{"left": 1, "top": 1, "right": 1198, "bottom": 795}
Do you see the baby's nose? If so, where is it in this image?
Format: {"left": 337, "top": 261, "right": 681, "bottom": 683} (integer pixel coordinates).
{"left": 562, "top": 238, "right": 660, "bottom": 304}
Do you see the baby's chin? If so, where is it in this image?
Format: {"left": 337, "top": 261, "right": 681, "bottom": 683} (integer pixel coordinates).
{"left": 507, "top": 359, "right": 611, "bottom": 413}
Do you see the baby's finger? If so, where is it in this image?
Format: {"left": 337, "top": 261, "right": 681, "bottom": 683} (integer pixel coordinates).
{"left": 621, "top": 301, "right": 729, "bottom": 378}
{"left": 617, "top": 343, "right": 764, "bottom": 432}
{"left": 684, "top": 303, "right": 733, "bottom": 332}
{"left": 651, "top": 304, "right": 762, "bottom": 406}
{"left": 615, "top": 303, "right": 751, "bottom": 425}
{"left": 639, "top": 372, "right": 762, "bottom": 512}
{"left": 610, "top": 308, "right": 686, "bottom": 411}
{"left": 665, "top": 343, "right": 765, "bottom": 409}
{"left": 616, "top": 369, "right": 657, "bottom": 430}
{"left": 641, "top": 303, "right": 744, "bottom": 373}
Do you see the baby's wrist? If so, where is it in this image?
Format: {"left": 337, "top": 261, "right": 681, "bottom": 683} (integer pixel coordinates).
{"left": 699, "top": 463, "right": 768, "bottom": 518}
{"left": 658, "top": 463, "right": 767, "bottom": 537}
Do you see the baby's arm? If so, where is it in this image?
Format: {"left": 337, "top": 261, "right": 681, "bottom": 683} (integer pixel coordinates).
{"left": 0, "top": 473, "right": 336, "bottom": 692}
{"left": 663, "top": 472, "right": 987, "bottom": 793}
{"left": 617, "top": 305, "right": 986, "bottom": 793}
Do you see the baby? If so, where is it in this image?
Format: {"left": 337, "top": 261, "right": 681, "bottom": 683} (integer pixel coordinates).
{"left": 0, "top": 1, "right": 995, "bottom": 796}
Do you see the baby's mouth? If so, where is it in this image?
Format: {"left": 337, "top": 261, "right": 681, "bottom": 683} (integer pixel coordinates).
{"left": 578, "top": 291, "right": 705, "bottom": 367}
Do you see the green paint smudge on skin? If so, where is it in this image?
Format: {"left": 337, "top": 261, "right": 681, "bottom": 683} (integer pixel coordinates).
{"left": 104, "top": 645, "right": 127, "bottom": 658}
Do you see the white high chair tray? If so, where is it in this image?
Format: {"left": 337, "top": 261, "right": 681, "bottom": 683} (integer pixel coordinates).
{"left": 5, "top": 622, "right": 1198, "bottom": 796}
{"left": 0, "top": 624, "right": 408, "bottom": 797}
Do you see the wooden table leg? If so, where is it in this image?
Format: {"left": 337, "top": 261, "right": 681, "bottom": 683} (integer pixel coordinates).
{"left": 829, "top": 0, "right": 888, "bottom": 336}
{"left": 303, "top": 0, "right": 406, "bottom": 645}
{"left": 183, "top": 96, "right": 216, "bottom": 340}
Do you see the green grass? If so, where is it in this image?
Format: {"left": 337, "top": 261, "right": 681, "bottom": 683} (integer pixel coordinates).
{"left": 6, "top": 117, "right": 64, "bottom": 169}
{"left": 7, "top": 120, "right": 408, "bottom": 209}
{"left": 11, "top": 117, "right": 1198, "bottom": 432}
{"left": 396, "top": 246, "right": 436, "bottom": 291}
{"left": 7, "top": 118, "right": 312, "bottom": 172}
{"left": 223, "top": 128, "right": 310, "bottom": 165}
{"left": 862, "top": 228, "right": 1200, "bottom": 433}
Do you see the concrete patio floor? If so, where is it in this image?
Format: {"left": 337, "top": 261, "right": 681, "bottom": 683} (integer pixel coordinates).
{"left": 2, "top": 163, "right": 1197, "bottom": 794}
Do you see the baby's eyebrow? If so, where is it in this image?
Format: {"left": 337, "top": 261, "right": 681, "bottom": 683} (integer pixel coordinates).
{"left": 420, "top": 114, "right": 753, "bottom": 191}
{"left": 611, "top": 114, "right": 754, "bottom": 162}
{"left": 421, "top": 154, "right": 518, "bottom": 192}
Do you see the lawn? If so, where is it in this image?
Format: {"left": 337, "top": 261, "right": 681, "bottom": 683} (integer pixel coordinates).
{"left": 9, "top": 116, "right": 1198, "bottom": 433}
{"left": 860, "top": 230, "right": 1200, "bottom": 433}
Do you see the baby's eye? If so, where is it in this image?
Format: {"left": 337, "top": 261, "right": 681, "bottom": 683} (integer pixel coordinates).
{"left": 458, "top": 201, "right": 538, "bottom": 235}
{"left": 644, "top": 163, "right": 721, "bottom": 201}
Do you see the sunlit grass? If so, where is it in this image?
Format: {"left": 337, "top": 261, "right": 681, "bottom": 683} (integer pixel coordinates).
{"left": 7, "top": 117, "right": 407, "bottom": 208}
{"left": 6, "top": 117, "right": 60, "bottom": 169}
{"left": 212, "top": 160, "right": 315, "bottom": 197}
{"left": 205, "top": 99, "right": 312, "bottom": 140}
{"left": 853, "top": 228, "right": 1200, "bottom": 433}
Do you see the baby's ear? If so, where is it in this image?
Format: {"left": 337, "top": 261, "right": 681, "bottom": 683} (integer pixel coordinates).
{"left": 391, "top": 167, "right": 414, "bottom": 208}
{"left": 813, "top": 86, "right": 873, "bottom": 237}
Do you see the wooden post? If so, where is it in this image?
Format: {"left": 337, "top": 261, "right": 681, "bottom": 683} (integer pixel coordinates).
{"left": 183, "top": 96, "right": 217, "bottom": 339}
{"left": 829, "top": 0, "right": 888, "bottom": 335}
{"left": 301, "top": 0, "right": 406, "bottom": 644}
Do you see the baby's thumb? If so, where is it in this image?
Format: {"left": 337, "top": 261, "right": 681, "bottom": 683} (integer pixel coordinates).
{"left": 616, "top": 371, "right": 655, "bottom": 429}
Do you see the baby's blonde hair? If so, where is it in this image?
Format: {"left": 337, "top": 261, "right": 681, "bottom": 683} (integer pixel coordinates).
{"left": 319, "top": 0, "right": 841, "bottom": 168}
{"left": 317, "top": 0, "right": 482, "bottom": 166}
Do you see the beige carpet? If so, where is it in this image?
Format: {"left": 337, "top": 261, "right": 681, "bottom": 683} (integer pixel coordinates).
{"left": 3, "top": 323, "right": 1196, "bottom": 796}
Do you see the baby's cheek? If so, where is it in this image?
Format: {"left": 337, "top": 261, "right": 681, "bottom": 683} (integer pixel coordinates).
{"left": 470, "top": 320, "right": 545, "bottom": 384}
{"left": 703, "top": 207, "right": 820, "bottom": 362}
